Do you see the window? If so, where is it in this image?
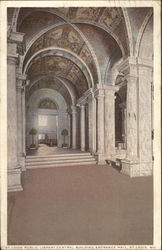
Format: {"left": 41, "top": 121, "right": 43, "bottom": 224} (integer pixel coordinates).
{"left": 38, "top": 115, "right": 47, "bottom": 127}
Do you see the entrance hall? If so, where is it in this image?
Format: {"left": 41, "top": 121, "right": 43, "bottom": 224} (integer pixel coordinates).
{"left": 6, "top": 6, "right": 155, "bottom": 246}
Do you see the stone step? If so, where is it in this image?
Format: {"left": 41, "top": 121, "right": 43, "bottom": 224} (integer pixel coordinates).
{"left": 26, "top": 152, "right": 91, "bottom": 159}
{"left": 26, "top": 155, "right": 94, "bottom": 163}
{"left": 26, "top": 160, "right": 96, "bottom": 169}
{"left": 26, "top": 157, "right": 96, "bottom": 166}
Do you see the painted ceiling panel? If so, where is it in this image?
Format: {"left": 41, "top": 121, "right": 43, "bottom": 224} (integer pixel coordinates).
{"left": 113, "top": 20, "right": 129, "bottom": 56}
{"left": 18, "top": 10, "right": 63, "bottom": 43}
{"left": 99, "top": 8, "right": 121, "bottom": 28}
{"left": 28, "top": 77, "right": 72, "bottom": 105}
{"left": 23, "top": 24, "right": 92, "bottom": 72}
{"left": 27, "top": 55, "right": 88, "bottom": 97}
{"left": 127, "top": 7, "right": 151, "bottom": 53}
{"left": 76, "top": 23, "right": 122, "bottom": 83}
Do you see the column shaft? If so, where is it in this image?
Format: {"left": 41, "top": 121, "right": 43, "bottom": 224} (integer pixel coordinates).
{"left": 7, "top": 57, "right": 18, "bottom": 168}
{"left": 105, "top": 90, "right": 116, "bottom": 158}
{"left": 126, "top": 74, "right": 138, "bottom": 159}
{"left": 96, "top": 90, "right": 105, "bottom": 163}
{"left": 22, "top": 89, "right": 26, "bottom": 156}
{"left": 92, "top": 96, "right": 96, "bottom": 153}
{"left": 80, "top": 105, "right": 85, "bottom": 151}
{"left": 88, "top": 98, "right": 92, "bottom": 152}
{"left": 7, "top": 56, "right": 23, "bottom": 191}
{"left": 17, "top": 83, "right": 24, "bottom": 170}
{"left": 71, "top": 106, "right": 77, "bottom": 149}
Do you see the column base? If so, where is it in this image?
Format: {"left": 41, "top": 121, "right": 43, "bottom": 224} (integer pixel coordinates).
{"left": 95, "top": 153, "right": 106, "bottom": 165}
{"left": 121, "top": 159, "right": 153, "bottom": 177}
{"left": 8, "top": 168, "right": 23, "bottom": 192}
{"left": 18, "top": 156, "right": 26, "bottom": 171}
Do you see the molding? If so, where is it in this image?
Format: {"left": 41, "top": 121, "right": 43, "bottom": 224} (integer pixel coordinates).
{"left": 7, "top": 56, "right": 18, "bottom": 65}
{"left": 103, "top": 85, "right": 119, "bottom": 93}
{"left": 135, "top": 9, "right": 153, "bottom": 58}
{"left": 137, "top": 57, "right": 153, "bottom": 69}
{"left": 9, "top": 32, "right": 25, "bottom": 44}
{"left": 121, "top": 8, "right": 133, "bottom": 56}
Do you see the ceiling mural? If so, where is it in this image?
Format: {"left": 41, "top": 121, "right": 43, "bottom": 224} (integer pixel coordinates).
{"left": 76, "top": 23, "right": 122, "bottom": 83}
{"left": 9, "top": 7, "right": 152, "bottom": 104}
{"left": 18, "top": 10, "right": 63, "bottom": 42}
{"left": 23, "top": 24, "right": 97, "bottom": 82}
{"left": 99, "top": 8, "right": 121, "bottom": 28}
{"left": 28, "top": 77, "right": 72, "bottom": 105}
{"left": 27, "top": 55, "right": 88, "bottom": 97}
{"left": 28, "top": 56, "right": 72, "bottom": 80}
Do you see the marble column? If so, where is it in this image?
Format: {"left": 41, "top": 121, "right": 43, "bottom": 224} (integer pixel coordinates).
{"left": 71, "top": 106, "right": 77, "bottom": 149}
{"left": 95, "top": 88, "right": 105, "bottom": 164}
{"left": 104, "top": 86, "right": 118, "bottom": 159}
{"left": 138, "top": 60, "right": 153, "bottom": 176}
{"left": 123, "top": 107, "right": 127, "bottom": 148}
{"left": 80, "top": 105, "right": 86, "bottom": 151}
{"left": 91, "top": 95, "right": 96, "bottom": 154}
{"left": 88, "top": 96, "right": 92, "bottom": 152}
{"left": 67, "top": 112, "right": 71, "bottom": 148}
{"left": 16, "top": 75, "right": 26, "bottom": 170}
{"left": 22, "top": 88, "right": 26, "bottom": 158}
{"left": 7, "top": 53, "right": 23, "bottom": 191}
{"left": 118, "top": 58, "right": 139, "bottom": 177}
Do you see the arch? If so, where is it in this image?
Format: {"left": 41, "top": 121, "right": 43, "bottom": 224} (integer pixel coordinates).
{"left": 23, "top": 47, "right": 94, "bottom": 89}
{"left": 135, "top": 9, "right": 153, "bottom": 58}
{"left": 121, "top": 8, "right": 133, "bottom": 56}
{"left": 11, "top": 8, "right": 20, "bottom": 32}
{"left": 72, "top": 20, "right": 125, "bottom": 58}
{"left": 19, "top": 12, "right": 100, "bottom": 83}
{"left": 104, "top": 55, "right": 123, "bottom": 85}
{"left": 38, "top": 98, "right": 58, "bottom": 110}
{"left": 28, "top": 74, "right": 77, "bottom": 105}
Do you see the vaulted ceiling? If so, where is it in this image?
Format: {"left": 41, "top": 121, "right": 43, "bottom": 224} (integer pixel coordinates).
{"left": 8, "top": 7, "right": 152, "bottom": 107}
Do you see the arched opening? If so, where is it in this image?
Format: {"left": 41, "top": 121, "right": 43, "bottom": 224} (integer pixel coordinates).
{"left": 38, "top": 98, "right": 58, "bottom": 147}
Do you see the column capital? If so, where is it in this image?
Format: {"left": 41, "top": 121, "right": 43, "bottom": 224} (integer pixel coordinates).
{"left": 71, "top": 105, "right": 77, "bottom": 114}
{"left": 104, "top": 85, "right": 119, "bottom": 95}
{"left": 16, "top": 81, "right": 24, "bottom": 90}
{"left": 117, "top": 56, "right": 138, "bottom": 78}
{"left": 8, "top": 31, "right": 26, "bottom": 55}
{"left": 7, "top": 55, "right": 18, "bottom": 65}
{"left": 80, "top": 104, "right": 86, "bottom": 110}
{"left": 93, "top": 85, "right": 104, "bottom": 99}
{"left": 16, "top": 74, "right": 27, "bottom": 90}
{"left": 16, "top": 74, "right": 27, "bottom": 81}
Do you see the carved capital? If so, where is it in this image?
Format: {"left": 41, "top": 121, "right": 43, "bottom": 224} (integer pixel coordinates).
{"left": 8, "top": 32, "right": 26, "bottom": 55}
{"left": 71, "top": 105, "right": 77, "bottom": 114}
{"left": 104, "top": 85, "right": 119, "bottom": 95}
{"left": 117, "top": 57, "right": 137, "bottom": 78}
{"left": 7, "top": 56, "right": 18, "bottom": 65}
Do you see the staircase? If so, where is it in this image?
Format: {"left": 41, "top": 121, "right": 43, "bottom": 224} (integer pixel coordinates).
{"left": 26, "top": 152, "right": 97, "bottom": 169}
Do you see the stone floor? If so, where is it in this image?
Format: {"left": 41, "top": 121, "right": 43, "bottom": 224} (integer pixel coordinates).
{"left": 8, "top": 164, "right": 153, "bottom": 245}
{"left": 27, "top": 144, "right": 84, "bottom": 156}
